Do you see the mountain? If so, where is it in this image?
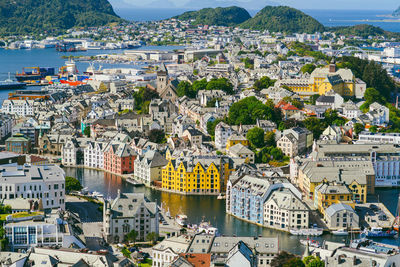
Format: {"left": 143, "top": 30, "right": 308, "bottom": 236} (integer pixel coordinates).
{"left": 0, "top": 0, "right": 123, "bottom": 35}
{"left": 240, "top": 6, "right": 325, "bottom": 34}
{"left": 330, "top": 24, "right": 400, "bottom": 39}
{"left": 393, "top": 6, "right": 400, "bottom": 16}
{"left": 173, "top": 6, "right": 251, "bottom": 27}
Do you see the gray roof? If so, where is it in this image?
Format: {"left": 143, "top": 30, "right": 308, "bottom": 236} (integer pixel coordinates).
{"left": 110, "top": 192, "right": 157, "bottom": 218}
{"left": 210, "top": 236, "right": 278, "bottom": 254}
{"left": 325, "top": 203, "right": 355, "bottom": 217}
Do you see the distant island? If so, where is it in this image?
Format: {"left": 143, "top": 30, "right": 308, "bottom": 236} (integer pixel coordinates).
{"left": 173, "top": 6, "right": 251, "bottom": 27}
{"left": 0, "top": 0, "right": 123, "bottom": 35}
{"left": 240, "top": 6, "right": 325, "bottom": 34}
{"left": 393, "top": 5, "right": 400, "bottom": 16}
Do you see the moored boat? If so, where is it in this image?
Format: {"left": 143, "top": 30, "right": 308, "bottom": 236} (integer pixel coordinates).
{"left": 332, "top": 229, "right": 349, "bottom": 236}
{"left": 364, "top": 227, "right": 397, "bottom": 238}
{"left": 175, "top": 214, "right": 188, "bottom": 226}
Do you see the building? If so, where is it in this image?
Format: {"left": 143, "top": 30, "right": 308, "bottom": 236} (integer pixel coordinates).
{"left": 134, "top": 151, "right": 168, "bottom": 186}
{"left": 161, "top": 156, "right": 233, "bottom": 195}
{"left": 61, "top": 139, "right": 79, "bottom": 166}
{"left": 225, "top": 241, "right": 257, "bottom": 267}
{"left": 84, "top": 141, "right": 105, "bottom": 169}
{"left": 282, "top": 127, "right": 313, "bottom": 154}
{"left": 5, "top": 210, "right": 84, "bottom": 250}
{"left": 152, "top": 235, "right": 192, "bottom": 267}
{"left": 315, "top": 93, "right": 344, "bottom": 110}
{"left": 227, "top": 143, "right": 255, "bottom": 164}
{"left": 263, "top": 188, "right": 309, "bottom": 231}
{"left": 182, "top": 127, "right": 203, "bottom": 147}
{"left": 325, "top": 203, "right": 359, "bottom": 230}
{"left": 0, "top": 164, "right": 65, "bottom": 210}
{"left": 1, "top": 99, "right": 34, "bottom": 117}
{"left": 0, "top": 152, "right": 25, "bottom": 165}
{"left": 342, "top": 100, "right": 362, "bottom": 119}
{"left": 103, "top": 191, "right": 159, "bottom": 243}
{"left": 357, "top": 131, "right": 400, "bottom": 145}
{"left": 156, "top": 63, "right": 179, "bottom": 102}
{"left": 0, "top": 113, "right": 14, "bottom": 141}
{"left": 314, "top": 182, "right": 355, "bottom": 216}
{"left": 226, "top": 134, "right": 249, "bottom": 150}
{"left": 277, "top": 133, "right": 298, "bottom": 157}
{"left": 12, "top": 121, "right": 38, "bottom": 146}
{"left": 215, "top": 122, "right": 232, "bottom": 150}
{"left": 5, "top": 133, "right": 31, "bottom": 154}
{"left": 104, "top": 142, "right": 137, "bottom": 175}
{"left": 210, "top": 236, "right": 278, "bottom": 267}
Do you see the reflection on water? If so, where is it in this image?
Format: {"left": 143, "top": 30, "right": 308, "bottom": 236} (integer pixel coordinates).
{"left": 63, "top": 167, "right": 400, "bottom": 254}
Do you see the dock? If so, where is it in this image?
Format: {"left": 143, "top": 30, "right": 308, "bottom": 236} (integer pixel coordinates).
{"left": 125, "top": 178, "right": 144, "bottom": 187}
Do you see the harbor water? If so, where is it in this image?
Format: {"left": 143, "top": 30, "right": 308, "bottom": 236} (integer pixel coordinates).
{"left": 63, "top": 167, "right": 400, "bottom": 255}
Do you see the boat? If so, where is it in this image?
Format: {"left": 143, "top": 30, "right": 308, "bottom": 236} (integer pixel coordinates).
{"left": 0, "top": 73, "right": 26, "bottom": 90}
{"left": 299, "top": 239, "right": 321, "bottom": 248}
{"left": 197, "top": 221, "right": 220, "bottom": 236}
{"left": 15, "top": 67, "right": 55, "bottom": 82}
{"left": 393, "top": 196, "right": 400, "bottom": 232}
{"left": 290, "top": 228, "right": 323, "bottom": 236}
{"left": 332, "top": 229, "right": 349, "bottom": 236}
{"left": 91, "top": 191, "right": 104, "bottom": 198}
{"left": 364, "top": 227, "right": 397, "bottom": 238}
{"left": 175, "top": 214, "right": 188, "bottom": 226}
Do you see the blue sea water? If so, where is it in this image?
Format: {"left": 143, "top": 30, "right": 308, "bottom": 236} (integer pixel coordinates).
{"left": 114, "top": 8, "right": 400, "bottom": 32}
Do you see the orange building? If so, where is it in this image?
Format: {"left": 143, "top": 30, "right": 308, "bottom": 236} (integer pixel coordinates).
{"left": 104, "top": 142, "right": 137, "bottom": 175}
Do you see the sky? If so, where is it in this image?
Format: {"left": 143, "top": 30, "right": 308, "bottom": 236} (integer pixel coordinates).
{"left": 109, "top": 0, "right": 398, "bottom": 10}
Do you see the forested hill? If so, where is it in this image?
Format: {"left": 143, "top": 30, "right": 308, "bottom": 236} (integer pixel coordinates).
{"left": 173, "top": 6, "right": 251, "bottom": 27}
{"left": 240, "top": 6, "right": 325, "bottom": 34}
{"left": 0, "top": 0, "right": 123, "bottom": 35}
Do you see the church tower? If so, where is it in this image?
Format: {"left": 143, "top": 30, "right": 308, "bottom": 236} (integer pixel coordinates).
{"left": 156, "top": 63, "right": 168, "bottom": 94}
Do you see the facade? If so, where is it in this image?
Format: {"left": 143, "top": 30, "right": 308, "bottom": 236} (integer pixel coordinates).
{"left": 61, "top": 139, "right": 78, "bottom": 166}
{"left": 226, "top": 134, "right": 249, "bottom": 150}
{"left": 0, "top": 164, "right": 65, "bottom": 210}
{"left": 5, "top": 133, "right": 31, "bottom": 154}
{"left": 314, "top": 182, "right": 355, "bottom": 216}
{"left": 1, "top": 99, "right": 34, "bottom": 117}
{"left": 134, "top": 151, "right": 168, "bottom": 186}
{"left": 84, "top": 141, "right": 105, "bottom": 169}
{"left": 0, "top": 114, "right": 14, "bottom": 141}
{"left": 152, "top": 235, "right": 191, "bottom": 267}
{"left": 325, "top": 203, "right": 359, "bottom": 230}
{"left": 277, "top": 133, "right": 298, "bottom": 157}
{"left": 103, "top": 191, "right": 159, "bottom": 243}
{"left": 215, "top": 122, "right": 232, "bottom": 150}
{"left": 104, "top": 142, "right": 137, "bottom": 175}
{"left": 182, "top": 127, "right": 203, "bottom": 147}
{"left": 228, "top": 143, "right": 255, "bottom": 164}
{"left": 161, "top": 156, "right": 233, "bottom": 195}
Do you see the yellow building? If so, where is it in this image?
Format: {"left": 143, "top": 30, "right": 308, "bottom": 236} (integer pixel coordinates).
{"left": 226, "top": 134, "right": 249, "bottom": 150}
{"left": 278, "top": 60, "right": 357, "bottom": 97}
{"left": 314, "top": 182, "right": 355, "bottom": 216}
{"left": 161, "top": 156, "right": 235, "bottom": 195}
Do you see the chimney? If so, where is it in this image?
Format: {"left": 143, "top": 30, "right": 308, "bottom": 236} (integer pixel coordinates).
{"left": 329, "top": 58, "right": 336, "bottom": 73}
{"left": 353, "top": 256, "right": 357, "bottom": 265}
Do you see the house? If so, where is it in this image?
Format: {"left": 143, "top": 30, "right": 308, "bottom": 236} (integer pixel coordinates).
{"left": 367, "top": 102, "right": 389, "bottom": 126}
{"left": 215, "top": 122, "right": 232, "bottom": 150}
{"left": 5, "top": 133, "right": 31, "bottom": 154}
{"left": 1, "top": 99, "right": 34, "bottom": 117}
{"left": 152, "top": 235, "right": 192, "bottom": 267}
{"left": 277, "top": 133, "right": 298, "bottom": 157}
{"left": 281, "top": 103, "right": 299, "bottom": 120}
{"left": 84, "top": 141, "right": 106, "bottom": 169}
{"left": 342, "top": 100, "right": 362, "bottom": 119}
{"left": 61, "top": 138, "right": 79, "bottom": 166}
{"left": 226, "top": 134, "right": 249, "bottom": 150}
{"left": 228, "top": 143, "right": 255, "bottom": 164}
{"left": 103, "top": 191, "right": 159, "bottom": 243}
{"left": 315, "top": 92, "right": 344, "bottom": 110}
{"left": 104, "top": 142, "right": 137, "bottom": 175}
{"left": 325, "top": 203, "right": 359, "bottom": 230}
{"left": 134, "top": 151, "right": 168, "bottom": 186}
{"left": 225, "top": 241, "right": 256, "bottom": 267}
{"left": 314, "top": 182, "right": 355, "bottom": 216}
{"left": 320, "top": 125, "right": 343, "bottom": 144}
{"left": 182, "top": 127, "right": 203, "bottom": 147}
{"left": 282, "top": 127, "right": 313, "bottom": 153}
{"left": 256, "top": 120, "right": 277, "bottom": 132}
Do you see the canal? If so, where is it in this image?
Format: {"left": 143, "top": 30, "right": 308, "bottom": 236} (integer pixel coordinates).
{"left": 63, "top": 167, "right": 400, "bottom": 255}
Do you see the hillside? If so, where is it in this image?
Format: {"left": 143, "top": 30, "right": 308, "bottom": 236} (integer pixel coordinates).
{"left": 240, "top": 6, "right": 325, "bottom": 34}
{"left": 173, "top": 6, "right": 251, "bottom": 27}
{"left": 393, "top": 6, "right": 400, "bottom": 16}
{"left": 330, "top": 24, "right": 400, "bottom": 39}
{"left": 0, "top": 0, "right": 123, "bottom": 35}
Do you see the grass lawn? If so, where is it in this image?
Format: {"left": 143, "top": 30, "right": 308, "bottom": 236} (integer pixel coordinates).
{"left": 139, "top": 259, "right": 152, "bottom": 267}
{"left": 12, "top": 212, "right": 42, "bottom": 218}
{"left": 0, "top": 214, "right": 10, "bottom": 220}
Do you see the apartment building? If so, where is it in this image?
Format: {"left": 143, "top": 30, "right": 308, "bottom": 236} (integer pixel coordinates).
{"left": 134, "top": 151, "right": 168, "bottom": 186}
{"left": 1, "top": 99, "right": 34, "bottom": 117}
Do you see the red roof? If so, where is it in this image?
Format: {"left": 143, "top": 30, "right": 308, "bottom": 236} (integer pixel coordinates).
{"left": 282, "top": 103, "right": 299, "bottom": 111}
{"left": 179, "top": 253, "right": 211, "bottom": 267}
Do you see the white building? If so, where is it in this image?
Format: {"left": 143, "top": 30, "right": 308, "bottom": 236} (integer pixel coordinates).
{"left": 61, "top": 139, "right": 78, "bottom": 166}
{"left": 0, "top": 113, "right": 14, "bottom": 140}
{"left": 0, "top": 164, "right": 65, "bottom": 210}
{"left": 134, "top": 151, "right": 168, "bottom": 186}
{"left": 152, "top": 235, "right": 191, "bottom": 267}
{"left": 215, "top": 122, "right": 232, "bottom": 150}
{"left": 1, "top": 100, "right": 34, "bottom": 117}
{"left": 358, "top": 131, "right": 400, "bottom": 145}
{"left": 325, "top": 203, "right": 359, "bottom": 230}
{"left": 103, "top": 191, "right": 159, "bottom": 244}
{"left": 342, "top": 100, "right": 362, "bottom": 119}
{"left": 84, "top": 141, "right": 105, "bottom": 169}
{"left": 263, "top": 188, "right": 309, "bottom": 231}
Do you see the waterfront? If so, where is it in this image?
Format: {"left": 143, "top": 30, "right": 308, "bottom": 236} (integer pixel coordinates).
{"left": 63, "top": 167, "right": 400, "bottom": 255}
{"left": 0, "top": 45, "right": 184, "bottom": 104}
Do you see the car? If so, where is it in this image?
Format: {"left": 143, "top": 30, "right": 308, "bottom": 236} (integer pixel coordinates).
{"left": 369, "top": 204, "right": 380, "bottom": 211}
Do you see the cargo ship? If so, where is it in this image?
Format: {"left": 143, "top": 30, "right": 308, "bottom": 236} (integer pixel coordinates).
{"left": 15, "top": 67, "right": 55, "bottom": 82}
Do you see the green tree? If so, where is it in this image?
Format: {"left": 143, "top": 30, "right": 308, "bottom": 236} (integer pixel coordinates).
{"left": 353, "top": 123, "right": 365, "bottom": 136}
{"left": 65, "top": 176, "right": 83, "bottom": 192}
{"left": 207, "top": 119, "right": 223, "bottom": 137}
{"left": 364, "top": 87, "right": 386, "bottom": 105}
{"left": 177, "top": 81, "right": 194, "bottom": 98}
{"left": 253, "top": 76, "right": 276, "bottom": 91}
{"left": 148, "top": 129, "right": 166, "bottom": 143}
{"left": 303, "top": 117, "right": 325, "bottom": 139}
{"left": 264, "top": 131, "right": 276, "bottom": 147}
{"left": 369, "top": 125, "right": 378, "bottom": 133}
{"left": 271, "top": 251, "right": 300, "bottom": 267}
{"left": 206, "top": 78, "right": 234, "bottom": 95}
{"left": 84, "top": 126, "right": 90, "bottom": 137}
{"left": 125, "top": 229, "right": 138, "bottom": 243}
{"left": 192, "top": 79, "right": 208, "bottom": 92}
{"left": 246, "top": 127, "right": 265, "bottom": 148}
{"left": 301, "top": 63, "right": 316, "bottom": 74}
{"left": 146, "top": 232, "right": 158, "bottom": 245}
{"left": 284, "top": 258, "right": 305, "bottom": 267}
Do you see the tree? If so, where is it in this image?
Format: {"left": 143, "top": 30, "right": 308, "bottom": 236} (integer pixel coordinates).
{"left": 303, "top": 256, "right": 325, "bottom": 267}
{"left": 369, "top": 125, "right": 378, "bottom": 133}
{"left": 177, "top": 81, "right": 195, "bottom": 98}
{"left": 192, "top": 79, "right": 208, "bottom": 92}
{"left": 264, "top": 131, "right": 276, "bottom": 147}
{"left": 284, "top": 258, "right": 305, "bottom": 267}
{"left": 246, "top": 127, "right": 265, "bottom": 148}
{"left": 353, "top": 123, "right": 365, "bottom": 136}
{"left": 148, "top": 129, "right": 165, "bottom": 143}
{"left": 206, "top": 78, "right": 234, "bottom": 95}
{"left": 253, "top": 76, "right": 276, "bottom": 91}
{"left": 271, "top": 251, "right": 300, "bottom": 267}
{"left": 65, "top": 176, "right": 83, "bottom": 192}
{"left": 125, "top": 229, "right": 138, "bottom": 244}
{"left": 303, "top": 117, "right": 325, "bottom": 139}
{"left": 146, "top": 232, "right": 158, "bottom": 244}
{"left": 364, "top": 87, "right": 386, "bottom": 105}
{"left": 207, "top": 119, "right": 223, "bottom": 137}
{"left": 301, "top": 63, "right": 316, "bottom": 74}
{"left": 84, "top": 126, "right": 90, "bottom": 137}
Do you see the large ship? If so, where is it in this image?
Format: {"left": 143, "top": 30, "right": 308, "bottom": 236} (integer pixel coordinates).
{"left": 364, "top": 227, "right": 397, "bottom": 238}
{"left": 15, "top": 67, "right": 55, "bottom": 82}
{"left": 0, "top": 73, "right": 26, "bottom": 90}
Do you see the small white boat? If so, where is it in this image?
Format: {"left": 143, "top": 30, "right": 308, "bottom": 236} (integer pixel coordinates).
{"left": 332, "top": 229, "right": 349, "bottom": 236}
{"left": 290, "top": 228, "right": 323, "bottom": 236}
{"left": 197, "top": 221, "right": 219, "bottom": 236}
{"left": 290, "top": 229, "right": 301, "bottom": 235}
{"left": 175, "top": 214, "right": 188, "bottom": 226}
{"left": 91, "top": 191, "right": 104, "bottom": 198}
{"left": 300, "top": 239, "right": 321, "bottom": 248}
